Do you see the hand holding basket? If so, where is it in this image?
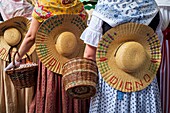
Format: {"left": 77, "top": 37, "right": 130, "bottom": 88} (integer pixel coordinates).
{"left": 5, "top": 51, "right": 38, "bottom": 89}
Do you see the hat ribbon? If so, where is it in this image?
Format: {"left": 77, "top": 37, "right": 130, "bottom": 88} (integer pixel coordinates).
{"left": 114, "top": 42, "right": 125, "bottom": 57}
{"left": 8, "top": 38, "right": 22, "bottom": 63}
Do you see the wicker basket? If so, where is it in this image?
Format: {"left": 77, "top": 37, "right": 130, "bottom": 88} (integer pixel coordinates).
{"left": 6, "top": 51, "right": 38, "bottom": 89}
{"left": 62, "top": 57, "right": 98, "bottom": 99}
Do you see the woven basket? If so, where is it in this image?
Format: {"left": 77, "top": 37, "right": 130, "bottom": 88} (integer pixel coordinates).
{"left": 62, "top": 57, "right": 98, "bottom": 99}
{"left": 6, "top": 51, "right": 38, "bottom": 89}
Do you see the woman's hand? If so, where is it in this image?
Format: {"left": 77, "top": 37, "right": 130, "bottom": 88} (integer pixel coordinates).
{"left": 84, "top": 44, "right": 97, "bottom": 61}
{"left": 4, "top": 18, "right": 40, "bottom": 71}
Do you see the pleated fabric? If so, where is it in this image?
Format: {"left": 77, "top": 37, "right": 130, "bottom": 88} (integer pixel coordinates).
{"left": 28, "top": 61, "right": 90, "bottom": 113}
{"left": 0, "top": 51, "right": 38, "bottom": 113}
{"left": 157, "top": 27, "right": 170, "bottom": 113}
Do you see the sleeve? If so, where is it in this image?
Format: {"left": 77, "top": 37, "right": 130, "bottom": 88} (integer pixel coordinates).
{"left": 159, "top": 6, "right": 170, "bottom": 30}
{"left": 80, "top": 15, "right": 103, "bottom": 47}
{"left": 32, "top": 1, "right": 51, "bottom": 23}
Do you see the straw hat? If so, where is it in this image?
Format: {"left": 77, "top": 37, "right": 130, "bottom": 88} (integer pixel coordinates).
{"left": 0, "top": 16, "right": 35, "bottom": 61}
{"left": 96, "top": 22, "right": 161, "bottom": 92}
{"left": 36, "top": 14, "right": 87, "bottom": 74}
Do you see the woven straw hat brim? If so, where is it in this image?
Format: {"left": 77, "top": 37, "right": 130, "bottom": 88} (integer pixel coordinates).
{"left": 96, "top": 23, "right": 161, "bottom": 92}
{"left": 0, "top": 16, "right": 35, "bottom": 61}
{"left": 36, "top": 14, "right": 87, "bottom": 74}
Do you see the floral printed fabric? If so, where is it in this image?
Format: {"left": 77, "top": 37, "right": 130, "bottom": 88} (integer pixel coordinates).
{"left": 93, "top": 0, "right": 159, "bottom": 27}
{"left": 32, "top": 0, "right": 87, "bottom": 22}
{"left": 89, "top": 73, "right": 162, "bottom": 113}
{"left": 0, "top": 0, "right": 33, "bottom": 20}
{"left": 81, "top": 23, "right": 162, "bottom": 111}
{"left": 80, "top": 1, "right": 162, "bottom": 112}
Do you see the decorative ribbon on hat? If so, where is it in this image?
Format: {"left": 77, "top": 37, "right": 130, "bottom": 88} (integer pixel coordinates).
{"left": 3, "top": 28, "right": 22, "bottom": 63}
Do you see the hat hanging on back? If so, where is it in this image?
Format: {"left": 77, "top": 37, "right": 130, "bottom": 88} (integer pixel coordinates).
{"left": 96, "top": 22, "right": 161, "bottom": 92}
{"left": 36, "top": 14, "right": 87, "bottom": 74}
{"left": 0, "top": 16, "right": 35, "bottom": 61}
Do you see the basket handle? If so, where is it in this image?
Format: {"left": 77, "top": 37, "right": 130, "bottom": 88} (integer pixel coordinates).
{"left": 12, "top": 51, "right": 30, "bottom": 67}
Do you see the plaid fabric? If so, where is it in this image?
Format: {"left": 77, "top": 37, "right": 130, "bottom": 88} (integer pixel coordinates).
{"left": 147, "top": 34, "right": 161, "bottom": 74}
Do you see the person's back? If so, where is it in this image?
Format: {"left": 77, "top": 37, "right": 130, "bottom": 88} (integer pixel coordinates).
{"left": 155, "top": 1, "right": 170, "bottom": 113}
{"left": 92, "top": 0, "right": 159, "bottom": 27}
{"left": 3, "top": 0, "right": 89, "bottom": 113}
{"left": 0, "top": 1, "right": 37, "bottom": 113}
{"left": 32, "top": 0, "right": 87, "bottom": 22}
{"left": 80, "top": 0, "right": 162, "bottom": 113}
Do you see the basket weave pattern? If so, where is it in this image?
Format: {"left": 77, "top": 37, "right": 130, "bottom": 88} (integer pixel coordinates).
{"left": 6, "top": 66, "right": 38, "bottom": 89}
{"left": 6, "top": 52, "right": 38, "bottom": 89}
{"left": 62, "top": 58, "right": 98, "bottom": 99}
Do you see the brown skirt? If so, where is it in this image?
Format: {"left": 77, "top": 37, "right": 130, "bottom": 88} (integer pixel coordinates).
{"left": 29, "top": 61, "right": 90, "bottom": 113}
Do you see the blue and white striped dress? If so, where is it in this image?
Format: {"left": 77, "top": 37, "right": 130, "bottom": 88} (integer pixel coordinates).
{"left": 80, "top": 0, "right": 162, "bottom": 113}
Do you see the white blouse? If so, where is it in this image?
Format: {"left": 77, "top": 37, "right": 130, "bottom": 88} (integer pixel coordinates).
{"left": 81, "top": 0, "right": 162, "bottom": 47}
{"left": 93, "top": 0, "right": 159, "bottom": 27}
{"left": 155, "top": 0, "right": 170, "bottom": 6}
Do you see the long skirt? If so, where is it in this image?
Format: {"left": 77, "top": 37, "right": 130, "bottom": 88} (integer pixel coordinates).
{"left": 156, "top": 6, "right": 170, "bottom": 113}
{"left": 157, "top": 26, "right": 170, "bottom": 113}
{"left": 0, "top": 52, "right": 38, "bottom": 113}
{"left": 89, "top": 18, "right": 162, "bottom": 113}
{"left": 28, "top": 61, "right": 90, "bottom": 113}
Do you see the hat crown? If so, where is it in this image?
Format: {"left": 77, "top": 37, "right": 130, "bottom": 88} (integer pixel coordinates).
{"left": 56, "top": 32, "right": 77, "bottom": 57}
{"left": 115, "top": 41, "right": 147, "bottom": 73}
{"left": 4, "top": 28, "right": 21, "bottom": 46}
